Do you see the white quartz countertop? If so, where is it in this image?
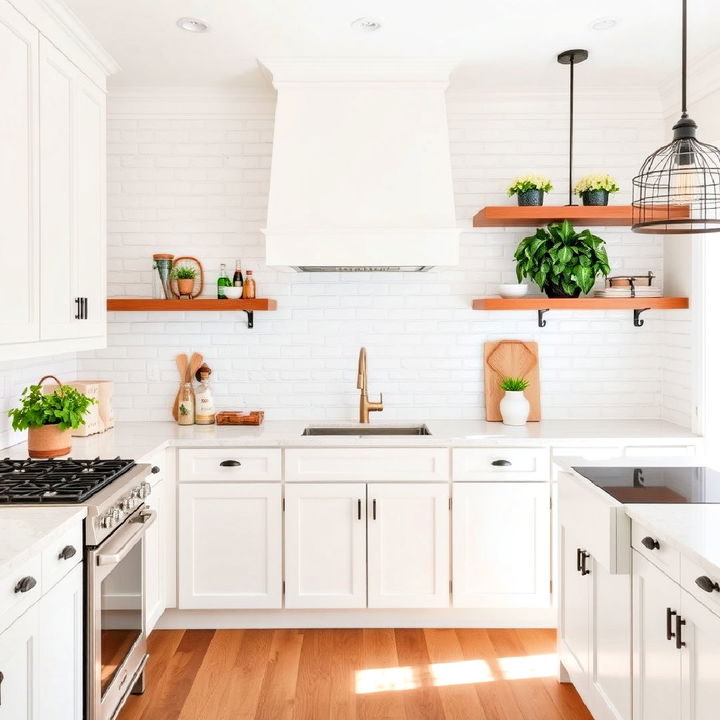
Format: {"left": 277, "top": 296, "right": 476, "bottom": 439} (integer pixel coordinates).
{"left": 0, "top": 419, "right": 700, "bottom": 462}
{"left": 0, "top": 507, "right": 86, "bottom": 578}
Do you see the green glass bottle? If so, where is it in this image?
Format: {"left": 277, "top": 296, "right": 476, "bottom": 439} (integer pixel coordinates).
{"left": 217, "top": 263, "right": 232, "bottom": 299}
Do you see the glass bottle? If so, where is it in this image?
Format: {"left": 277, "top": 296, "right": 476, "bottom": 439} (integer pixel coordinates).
{"left": 152, "top": 253, "right": 174, "bottom": 299}
{"left": 232, "top": 259, "right": 244, "bottom": 294}
{"left": 194, "top": 367, "right": 216, "bottom": 425}
{"left": 217, "top": 263, "right": 231, "bottom": 299}
{"left": 243, "top": 270, "right": 256, "bottom": 299}
{"left": 177, "top": 383, "right": 194, "bottom": 426}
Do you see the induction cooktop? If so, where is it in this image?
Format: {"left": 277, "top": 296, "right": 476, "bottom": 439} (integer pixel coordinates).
{"left": 571, "top": 466, "right": 720, "bottom": 504}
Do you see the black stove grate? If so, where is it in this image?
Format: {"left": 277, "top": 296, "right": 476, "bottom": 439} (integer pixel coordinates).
{"left": 0, "top": 457, "right": 136, "bottom": 503}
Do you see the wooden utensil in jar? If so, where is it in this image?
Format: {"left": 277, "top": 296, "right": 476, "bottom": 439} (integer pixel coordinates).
{"left": 172, "top": 353, "right": 188, "bottom": 421}
{"left": 187, "top": 352, "right": 203, "bottom": 385}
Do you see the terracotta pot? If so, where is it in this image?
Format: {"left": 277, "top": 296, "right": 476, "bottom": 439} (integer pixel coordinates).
{"left": 177, "top": 278, "right": 195, "bottom": 296}
{"left": 28, "top": 424, "right": 72, "bottom": 458}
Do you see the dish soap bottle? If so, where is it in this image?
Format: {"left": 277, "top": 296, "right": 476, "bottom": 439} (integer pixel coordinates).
{"left": 217, "top": 263, "right": 231, "bottom": 299}
{"left": 243, "top": 269, "right": 256, "bottom": 299}
{"left": 178, "top": 383, "right": 194, "bottom": 426}
{"left": 194, "top": 364, "right": 216, "bottom": 425}
{"left": 232, "top": 259, "right": 244, "bottom": 296}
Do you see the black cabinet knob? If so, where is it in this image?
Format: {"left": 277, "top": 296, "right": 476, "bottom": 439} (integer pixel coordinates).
{"left": 491, "top": 459, "right": 512, "bottom": 467}
{"left": 58, "top": 545, "right": 76, "bottom": 561}
{"left": 695, "top": 575, "right": 720, "bottom": 593}
{"left": 14, "top": 576, "right": 37, "bottom": 594}
{"left": 219, "top": 460, "right": 242, "bottom": 467}
{"left": 151, "top": 465, "right": 160, "bottom": 474}
{"left": 641, "top": 536, "right": 660, "bottom": 550}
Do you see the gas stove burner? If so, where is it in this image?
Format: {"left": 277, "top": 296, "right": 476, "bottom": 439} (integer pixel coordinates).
{"left": 0, "top": 457, "right": 136, "bottom": 503}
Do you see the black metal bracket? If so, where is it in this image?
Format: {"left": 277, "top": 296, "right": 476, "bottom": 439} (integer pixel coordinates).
{"left": 633, "top": 308, "right": 650, "bottom": 328}
{"left": 538, "top": 309, "right": 549, "bottom": 328}
{"left": 242, "top": 310, "right": 254, "bottom": 329}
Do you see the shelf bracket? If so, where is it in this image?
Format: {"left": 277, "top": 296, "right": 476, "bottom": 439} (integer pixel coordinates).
{"left": 538, "top": 309, "right": 549, "bottom": 328}
{"left": 243, "top": 310, "right": 254, "bottom": 329}
{"left": 633, "top": 308, "right": 650, "bottom": 328}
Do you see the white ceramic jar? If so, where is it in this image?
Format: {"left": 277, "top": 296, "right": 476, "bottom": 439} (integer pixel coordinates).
{"left": 499, "top": 390, "right": 530, "bottom": 426}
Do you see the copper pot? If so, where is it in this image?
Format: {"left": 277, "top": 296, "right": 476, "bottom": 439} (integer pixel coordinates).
{"left": 28, "top": 424, "right": 72, "bottom": 458}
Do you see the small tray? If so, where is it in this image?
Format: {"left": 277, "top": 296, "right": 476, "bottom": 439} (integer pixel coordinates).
{"left": 216, "top": 411, "right": 264, "bottom": 426}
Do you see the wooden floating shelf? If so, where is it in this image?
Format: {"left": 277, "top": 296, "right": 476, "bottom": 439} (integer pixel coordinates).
{"left": 472, "top": 296, "right": 689, "bottom": 328}
{"left": 106, "top": 298, "right": 277, "bottom": 328}
{"left": 472, "top": 205, "right": 690, "bottom": 228}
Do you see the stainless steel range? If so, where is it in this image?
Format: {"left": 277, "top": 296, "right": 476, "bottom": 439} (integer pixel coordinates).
{"left": 0, "top": 457, "right": 159, "bottom": 720}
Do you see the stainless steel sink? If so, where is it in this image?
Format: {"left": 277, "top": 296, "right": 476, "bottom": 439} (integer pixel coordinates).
{"left": 302, "top": 424, "right": 431, "bottom": 436}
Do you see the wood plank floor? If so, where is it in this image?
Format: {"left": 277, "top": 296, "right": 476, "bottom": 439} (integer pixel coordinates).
{"left": 119, "top": 628, "right": 592, "bottom": 720}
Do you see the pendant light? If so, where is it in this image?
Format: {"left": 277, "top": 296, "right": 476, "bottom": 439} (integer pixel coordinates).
{"left": 558, "top": 49, "right": 589, "bottom": 206}
{"left": 632, "top": 0, "right": 720, "bottom": 233}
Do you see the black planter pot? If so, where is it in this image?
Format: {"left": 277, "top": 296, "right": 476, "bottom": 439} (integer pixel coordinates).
{"left": 544, "top": 284, "right": 582, "bottom": 299}
{"left": 581, "top": 189, "right": 609, "bottom": 206}
{"left": 517, "top": 189, "right": 544, "bottom": 206}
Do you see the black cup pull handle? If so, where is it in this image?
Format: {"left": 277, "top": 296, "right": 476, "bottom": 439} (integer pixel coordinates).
{"left": 641, "top": 536, "right": 660, "bottom": 550}
{"left": 14, "top": 576, "right": 37, "bottom": 594}
{"left": 695, "top": 575, "right": 720, "bottom": 593}
{"left": 667, "top": 607, "right": 677, "bottom": 640}
{"left": 581, "top": 551, "right": 591, "bottom": 576}
{"left": 675, "top": 614, "right": 686, "bottom": 649}
{"left": 491, "top": 459, "right": 512, "bottom": 467}
{"left": 58, "top": 545, "right": 76, "bottom": 561}
{"left": 219, "top": 460, "right": 242, "bottom": 467}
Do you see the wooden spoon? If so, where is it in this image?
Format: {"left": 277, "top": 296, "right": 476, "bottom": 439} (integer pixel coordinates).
{"left": 187, "top": 352, "right": 203, "bottom": 384}
{"left": 172, "top": 353, "right": 188, "bottom": 421}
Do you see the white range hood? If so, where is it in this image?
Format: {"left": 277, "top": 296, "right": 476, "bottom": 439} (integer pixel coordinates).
{"left": 261, "top": 58, "right": 460, "bottom": 271}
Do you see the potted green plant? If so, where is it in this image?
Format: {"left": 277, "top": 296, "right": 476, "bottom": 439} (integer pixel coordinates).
{"left": 499, "top": 377, "right": 530, "bottom": 426}
{"left": 171, "top": 264, "right": 198, "bottom": 298}
{"left": 514, "top": 219, "right": 611, "bottom": 298}
{"left": 573, "top": 173, "right": 620, "bottom": 206}
{"left": 7, "top": 376, "right": 96, "bottom": 458}
{"left": 507, "top": 175, "right": 553, "bottom": 206}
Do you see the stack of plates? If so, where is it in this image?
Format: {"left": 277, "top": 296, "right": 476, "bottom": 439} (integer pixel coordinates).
{"left": 594, "top": 287, "right": 663, "bottom": 298}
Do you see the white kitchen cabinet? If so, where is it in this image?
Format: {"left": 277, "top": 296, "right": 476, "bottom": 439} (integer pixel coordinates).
{"left": 144, "top": 471, "right": 167, "bottom": 631}
{"left": 452, "top": 482, "right": 550, "bottom": 608}
{"left": 0, "top": 0, "right": 39, "bottom": 345}
{"left": 0, "top": 604, "right": 39, "bottom": 720}
{"left": 178, "top": 482, "right": 282, "bottom": 609}
{"left": 37, "top": 563, "right": 83, "bottom": 720}
{"left": 39, "top": 36, "right": 106, "bottom": 341}
{"left": 284, "top": 483, "right": 366, "bottom": 609}
{"left": 367, "top": 483, "right": 449, "bottom": 608}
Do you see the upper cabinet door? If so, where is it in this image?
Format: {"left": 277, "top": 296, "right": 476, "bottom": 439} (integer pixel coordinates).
{"left": 284, "top": 483, "right": 367, "bottom": 609}
{"left": 367, "top": 482, "right": 449, "bottom": 608}
{"left": 0, "top": 2, "right": 39, "bottom": 344}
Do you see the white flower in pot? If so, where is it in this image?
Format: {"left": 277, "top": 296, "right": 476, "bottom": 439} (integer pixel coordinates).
{"left": 498, "top": 376, "right": 531, "bottom": 426}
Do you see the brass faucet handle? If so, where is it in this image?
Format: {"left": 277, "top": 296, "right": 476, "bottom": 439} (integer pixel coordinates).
{"left": 370, "top": 393, "right": 384, "bottom": 411}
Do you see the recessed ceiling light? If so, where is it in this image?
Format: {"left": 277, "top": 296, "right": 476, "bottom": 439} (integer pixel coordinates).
{"left": 176, "top": 17, "right": 209, "bottom": 33}
{"left": 591, "top": 17, "right": 618, "bottom": 31}
{"left": 351, "top": 17, "right": 382, "bottom": 33}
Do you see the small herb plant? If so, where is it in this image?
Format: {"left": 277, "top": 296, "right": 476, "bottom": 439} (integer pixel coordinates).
{"left": 507, "top": 174, "right": 553, "bottom": 197}
{"left": 500, "top": 377, "right": 530, "bottom": 392}
{"left": 573, "top": 173, "right": 620, "bottom": 196}
{"left": 170, "top": 265, "right": 198, "bottom": 280}
{"left": 514, "top": 219, "right": 611, "bottom": 297}
{"left": 8, "top": 383, "right": 95, "bottom": 431}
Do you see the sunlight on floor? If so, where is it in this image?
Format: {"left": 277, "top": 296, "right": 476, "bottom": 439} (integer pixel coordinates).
{"left": 354, "top": 653, "right": 558, "bottom": 694}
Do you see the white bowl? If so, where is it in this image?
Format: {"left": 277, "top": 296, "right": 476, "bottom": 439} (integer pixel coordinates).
{"left": 223, "top": 287, "right": 243, "bottom": 299}
{"left": 498, "top": 283, "right": 528, "bottom": 298}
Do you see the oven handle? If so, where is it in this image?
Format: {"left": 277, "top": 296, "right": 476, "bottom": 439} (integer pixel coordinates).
{"left": 96, "top": 509, "right": 157, "bottom": 566}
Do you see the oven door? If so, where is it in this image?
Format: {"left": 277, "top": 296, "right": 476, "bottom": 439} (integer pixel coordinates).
{"left": 87, "top": 506, "right": 157, "bottom": 720}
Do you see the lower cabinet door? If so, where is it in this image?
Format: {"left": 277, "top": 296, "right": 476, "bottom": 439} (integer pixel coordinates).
{"left": 0, "top": 603, "right": 39, "bottom": 720}
{"left": 452, "top": 482, "right": 550, "bottom": 607}
{"left": 144, "top": 476, "right": 166, "bottom": 632}
{"left": 681, "top": 590, "right": 720, "bottom": 720}
{"left": 633, "top": 552, "right": 683, "bottom": 720}
{"left": 178, "top": 483, "right": 282, "bottom": 609}
{"left": 367, "top": 483, "right": 449, "bottom": 608}
{"left": 284, "top": 483, "right": 366, "bottom": 609}
{"left": 37, "top": 563, "right": 83, "bottom": 720}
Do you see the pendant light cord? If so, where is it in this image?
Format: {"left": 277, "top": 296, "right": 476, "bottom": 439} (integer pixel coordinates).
{"left": 568, "top": 57, "right": 574, "bottom": 205}
{"left": 682, "top": 0, "right": 688, "bottom": 116}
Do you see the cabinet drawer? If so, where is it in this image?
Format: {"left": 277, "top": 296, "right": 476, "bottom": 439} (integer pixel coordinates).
{"left": 624, "top": 445, "right": 695, "bottom": 457}
{"left": 681, "top": 555, "right": 720, "bottom": 616}
{"left": 453, "top": 448, "right": 548, "bottom": 481}
{"left": 41, "top": 521, "right": 83, "bottom": 591}
{"left": 552, "top": 446, "right": 624, "bottom": 461}
{"left": 631, "top": 522, "right": 680, "bottom": 582}
{"left": 178, "top": 448, "right": 281, "bottom": 482}
{"left": 285, "top": 448, "right": 449, "bottom": 483}
{"left": 0, "top": 553, "right": 42, "bottom": 632}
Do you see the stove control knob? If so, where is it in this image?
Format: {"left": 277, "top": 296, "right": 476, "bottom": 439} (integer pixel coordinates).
{"left": 101, "top": 512, "right": 115, "bottom": 529}
{"left": 121, "top": 497, "right": 133, "bottom": 511}
{"left": 143, "top": 482, "right": 152, "bottom": 497}
{"left": 112, "top": 507, "right": 123, "bottom": 523}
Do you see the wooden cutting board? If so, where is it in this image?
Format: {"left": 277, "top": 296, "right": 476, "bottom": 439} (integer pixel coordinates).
{"left": 484, "top": 340, "right": 541, "bottom": 422}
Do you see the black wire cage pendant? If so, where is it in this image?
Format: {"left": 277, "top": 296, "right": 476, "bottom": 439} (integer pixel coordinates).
{"left": 632, "top": 0, "right": 720, "bottom": 234}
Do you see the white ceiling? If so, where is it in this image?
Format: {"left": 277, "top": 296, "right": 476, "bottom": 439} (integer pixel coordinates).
{"left": 65, "top": 0, "right": 720, "bottom": 91}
